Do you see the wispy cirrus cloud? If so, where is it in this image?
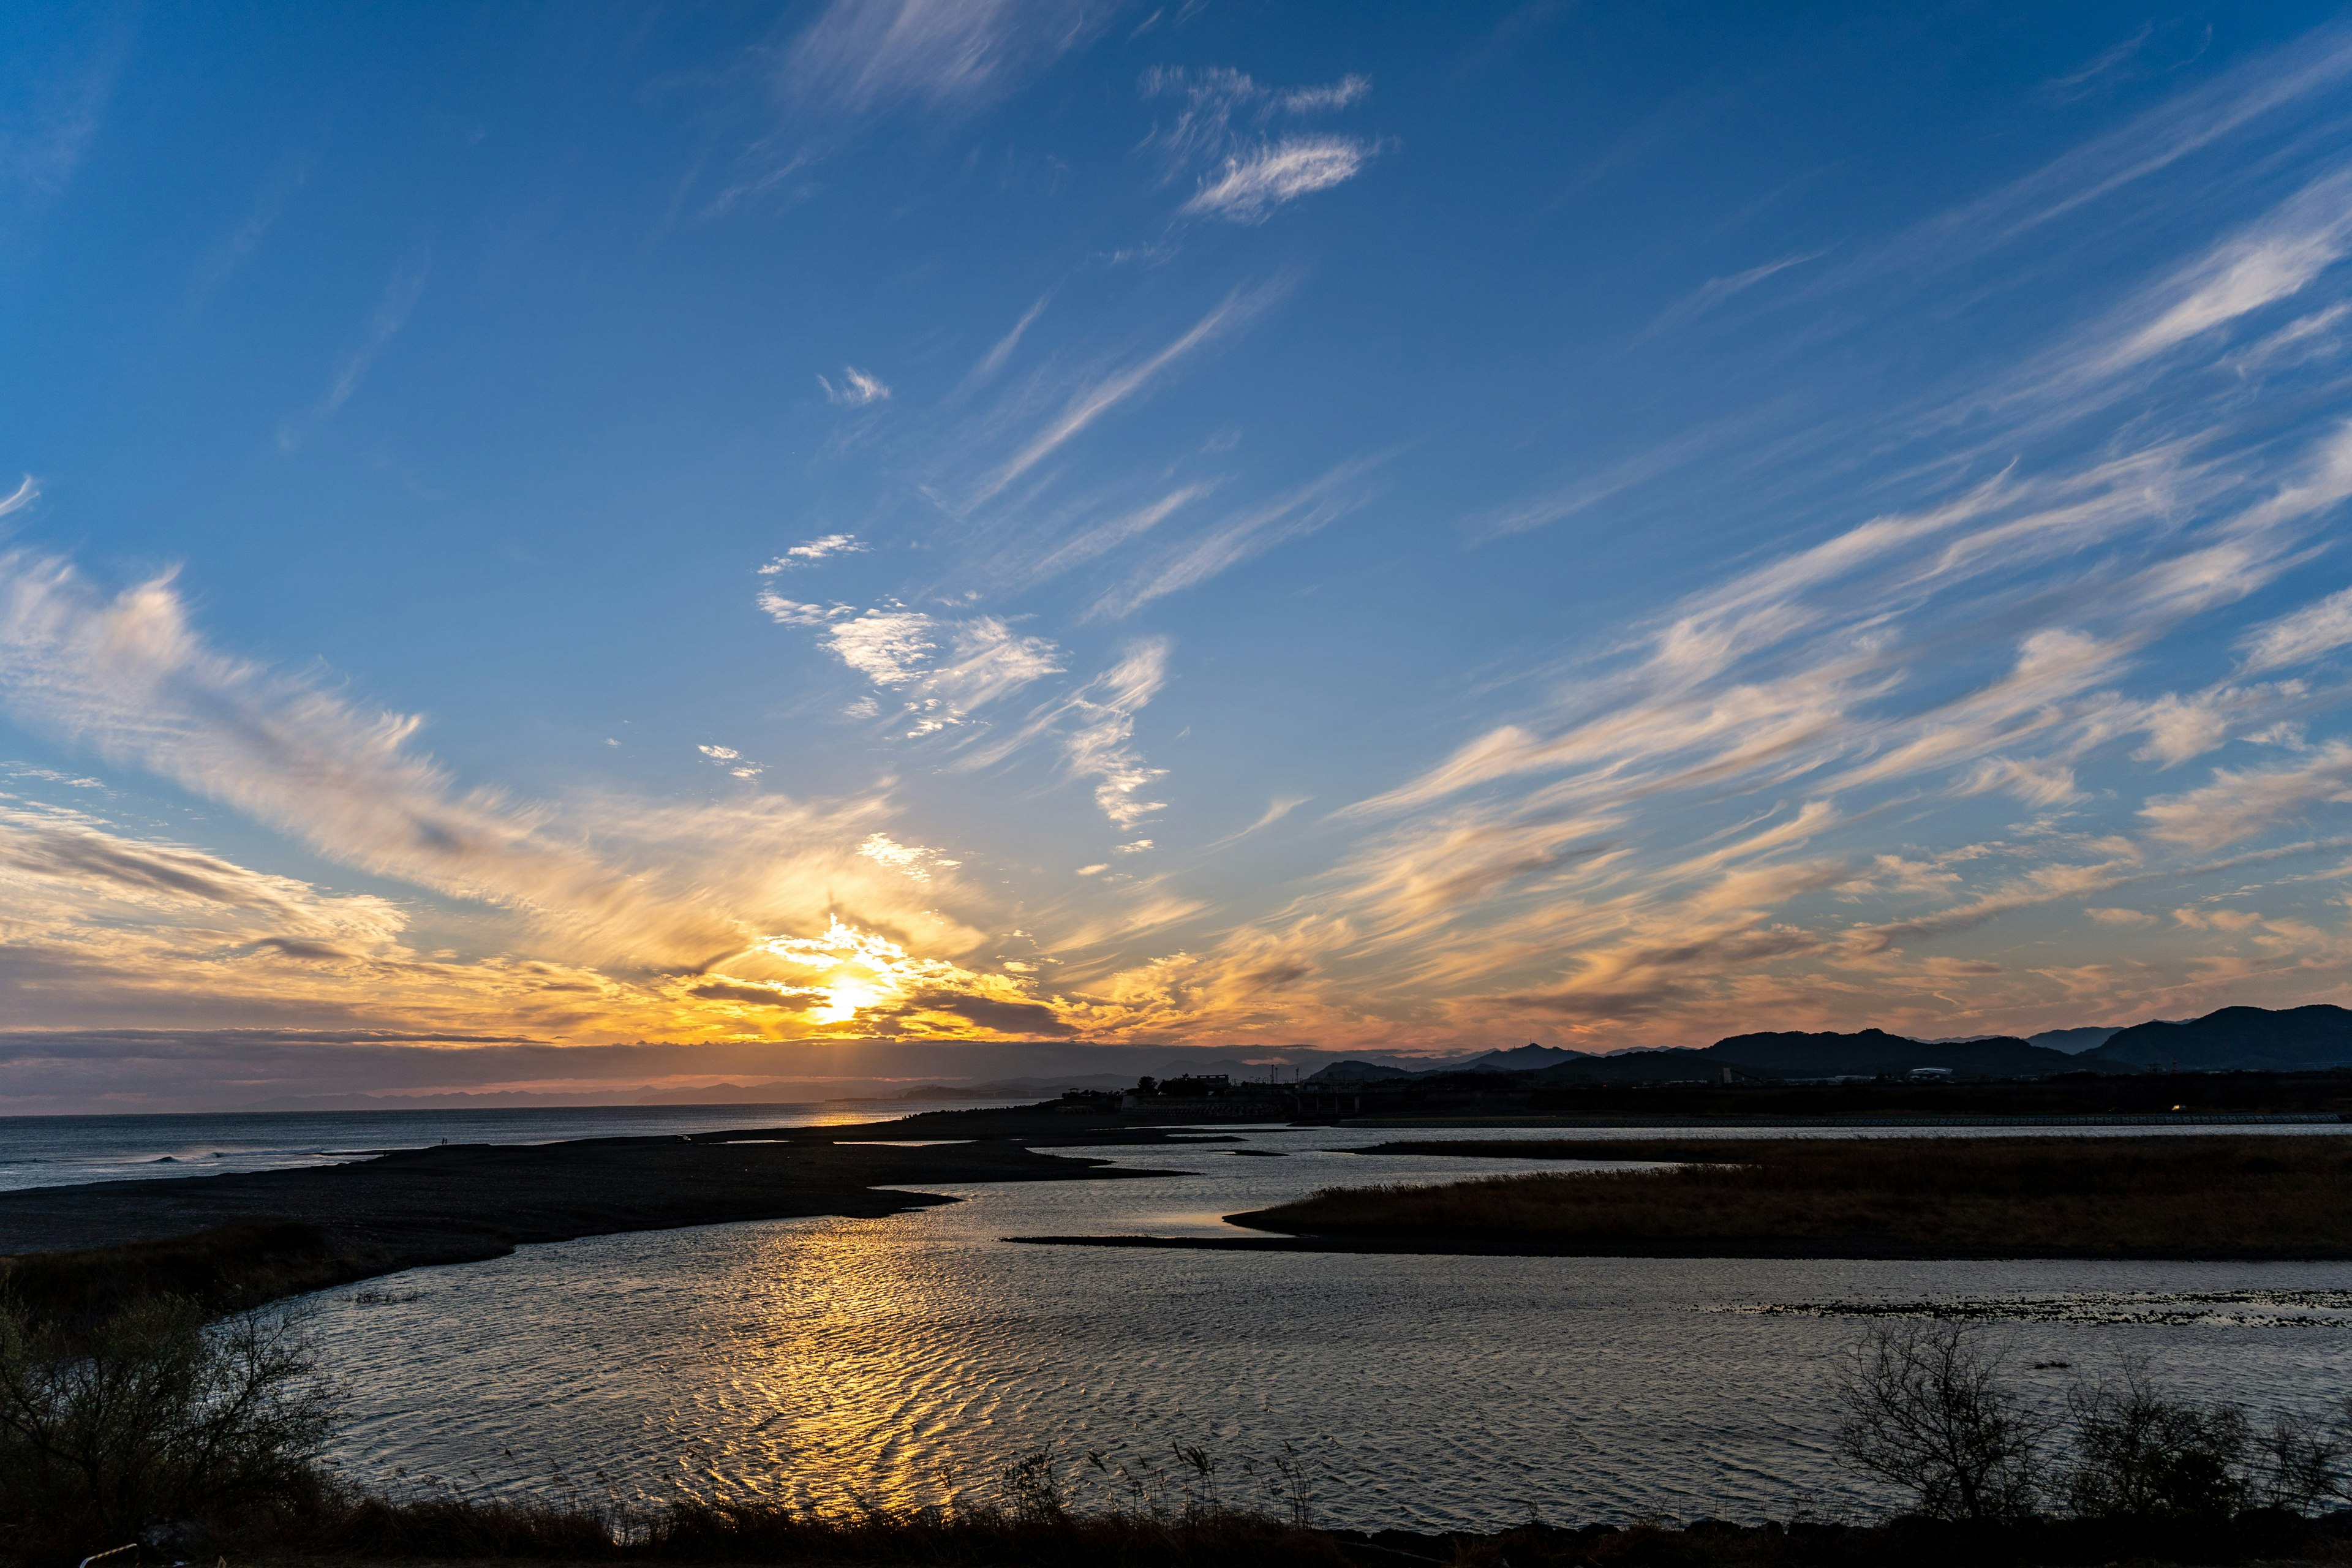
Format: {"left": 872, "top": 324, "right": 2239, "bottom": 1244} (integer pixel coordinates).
{"left": 2238, "top": 582, "right": 2352, "bottom": 673}
{"left": 760, "top": 533, "right": 867, "bottom": 571}
{"left": 1099, "top": 359, "right": 2352, "bottom": 1043}
{"left": 955, "top": 640, "right": 1172, "bottom": 830}
{"left": 820, "top": 366, "right": 892, "bottom": 407}
{"left": 0, "top": 548, "right": 984, "bottom": 987}
{"left": 967, "top": 282, "right": 1280, "bottom": 506}
{"left": 277, "top": 250, "right": 431, "bottom": 448}
{"left": 1647, "top": 249, "right": 1828, "bottom": 334}
{"left": 1140, "top": 65, "right": 1380, "bottom": 222}
{"left": 0, "top": 21, "right": 124, "bottom": 204}
{"left": 783, "top": 0, "right": 1119, "bottom": 118}
{"left": 1088, "top": 456, "right": 1381, "bottom": 619}
{"left": 1181, "top": 137, "right": 1374, "bottom": 223}
{"left": 818, "top": 605, "right": 1066, "bottom": 736}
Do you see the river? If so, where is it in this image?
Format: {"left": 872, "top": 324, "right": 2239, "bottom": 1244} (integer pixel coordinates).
{"left": 287, "top": 1121, "right": 2352, "bottom": 1529}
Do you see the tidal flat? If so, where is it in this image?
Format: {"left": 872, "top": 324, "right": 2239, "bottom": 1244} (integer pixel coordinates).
{"left": 1227, "top": 1136, "right": 2352, "bottom": 1259}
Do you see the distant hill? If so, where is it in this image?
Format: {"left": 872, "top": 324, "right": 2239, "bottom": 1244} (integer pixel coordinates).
{"left": 1521, "top": 1029, "right": 2110, "bottom": 1084}
{"left": 1303, "top": 1060, "right": 1421, "bottom": 1084}
{"left": 2086, "top": 1005, "right": 2352, "bottom": 1071}
{"left": 1458, "top": 1043, "right": 1586, "bottom": 1072}
{"left": 2029, "top": 1026, "right": 2125, "bottom": 1054}
{"left": 1697, "top": 1028, "right": 2087, "bottom": 1079}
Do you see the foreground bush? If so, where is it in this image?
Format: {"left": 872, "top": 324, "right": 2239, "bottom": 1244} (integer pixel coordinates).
{"left": 1835, "top": 1321, "right": 2352, "bottom": 1527}
{"left": 0, "top": 1295, "right": 339, "bottom": 1552}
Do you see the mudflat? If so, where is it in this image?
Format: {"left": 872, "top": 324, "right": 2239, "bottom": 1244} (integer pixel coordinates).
{"left": 1214, "top": 1134, "right": 2352, "bottom": 1260}
{"left": 0, "top": 1109, "right": 1219, "bottom": 1321}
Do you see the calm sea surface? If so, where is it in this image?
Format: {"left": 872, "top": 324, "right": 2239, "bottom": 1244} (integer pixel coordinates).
{"left": 0, "top": 1102, "right": 1022, "bottom": 1193}
{"left": 272, "top": 1121, "right": 2352, "bottom": 1531}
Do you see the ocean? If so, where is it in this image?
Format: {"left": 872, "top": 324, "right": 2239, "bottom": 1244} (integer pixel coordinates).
{"left": 0, "top": 1101, "right": 1022, "bottom": 1193}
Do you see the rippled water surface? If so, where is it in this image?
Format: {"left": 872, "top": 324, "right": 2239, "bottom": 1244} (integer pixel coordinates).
{"left": 306, "top": 1123, "right": 2352, "bottom": 1529}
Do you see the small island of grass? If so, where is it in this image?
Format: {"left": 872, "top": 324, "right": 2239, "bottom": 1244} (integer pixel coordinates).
{"left": 1226, "top": 1135, "right": 2352, "bottom": 1259}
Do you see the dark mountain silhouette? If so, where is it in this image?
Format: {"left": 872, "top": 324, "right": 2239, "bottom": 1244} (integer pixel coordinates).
{"left": 2086, "top": 1005, "right": 2352, "bottom": 1071}
{"left": 1302, "top": 1060, "right": 1420, "bottom": 1084}
{"left": 1459, "top": 1042, "right": 1585, "bottom": 1072}
{"left": 2029, "top": 1025, "right": 2126, "bottom": 1054}
{"left": 1694, "top": 1028, "right": 2088, "bottom": 1079}
{"left": 1308, "top": 1009, "right": 2352, "bottom": 1090}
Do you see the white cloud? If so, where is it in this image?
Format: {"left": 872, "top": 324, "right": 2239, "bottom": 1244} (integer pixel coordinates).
{"left": 1649, "top": 251, "right": 1828, "bottom": 334}
{"left": 971, "top": 284, "right": 1275, "bottom": 506}
{"left": 1114, "top": 838, "right": 1153, "bottom": 853}
{"left": 1960, "top": 755, "right": 2083, "bottom": 807}
{"left": 1203, "top": 794, "right": 1312, "bottom": 851}
{"left": 1058, "top": 641, "right": 1170, "bottom": 828}
{"left": 819, "top": 366, "right": 892, "bottom": 407}
{"left": 1141, "top": 65, "right": 1369, "bottom": 161}
{"left": 824, "top": 608, "right": 941, "bottom": 687}
{"left": 0, "top": 552, "right": 975, "bottom": 978}
{"left": 2130, "top": 692, "right": 2234, "bottom": 766}
{"left": 2084, "top": 906, "right": 2158, "bottom": 925}
{"left": 1091, "top": 457, "right": 1376, "bottom": 619}
{"left": 2142, "top": 740, "right": 2352, "bottom": 850}
{"left": 2239, "top": 582, "right": 2352, "bottom": 673}
{"left": 1180, "top": 135, "right": 1374, "bottom": 222}
{"left": 962, "top": 295, "right": 1050, "bottom": 391}
{"left": 758, "top": 592, "right": 854, "bottom": 625}
{"left": 813, "top": 606, "right": 1065, "bottom": 734}
{"left": 922, "top": 617, "right": 1068, "bottom": 708}
{"left": 1139, "top": 67, "right": 1379, "bottom": 222}
{"left": 760, "top": 534, "right": 868, "bottom": 572}
{"left": 782, "top": 0, "right": 1114, "bottom": 116}
{"left": 325, "top": 251, "right": 431, "bottom": 416}
{"left": 858, "top": 831, "right": 960, "bottom": 883}
{"left": 698, "top": 744, "right": 762, "bottom": 779}
{"left": 1281, "top": 75, "right": 1371, "bottom": 115}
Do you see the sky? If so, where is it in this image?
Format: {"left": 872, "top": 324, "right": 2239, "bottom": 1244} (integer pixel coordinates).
{"left": 9, "top": 1, "right": 2352, "bottom": 1110}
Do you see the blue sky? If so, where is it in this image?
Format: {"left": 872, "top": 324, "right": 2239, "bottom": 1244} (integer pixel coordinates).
{"left": 7, "top": 1, "right": 2352, "bottom": 1109}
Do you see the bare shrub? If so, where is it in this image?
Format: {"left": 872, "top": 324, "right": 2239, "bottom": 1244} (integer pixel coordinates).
{"left": 2061, "top": 1366, "right": 2251, "bottom": 1520}
{"left": 1833, "top": 1321, "right": 2048, "bottom": 1521}
{"left": 2248, "top": 1400, "right": 2352, "bottom": 1513}
{"left": 0, "top": 1294, "right": 341, "bottom": 1539}
{"left": 2063, "top": 1368, "right": 2352, "bottom": 1520}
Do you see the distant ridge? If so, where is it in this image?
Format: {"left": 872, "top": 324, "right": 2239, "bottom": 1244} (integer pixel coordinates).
{"left": 1312, "top": 1028, "right": 2105, "bottom": 1086}
{"left": 2029, "top": 1025, "right": 2125, "bottom": 1054}
{"left": 2086, "top": 1005, "right": 2352, "bottom": 1071}
{"left": 1304, "top": 1007, "right": 2352, "bottom": 1091}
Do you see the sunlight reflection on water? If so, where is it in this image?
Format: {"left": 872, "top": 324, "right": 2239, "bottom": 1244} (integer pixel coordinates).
{"left": 307, "top": 1123, "right": 2352, "bottom": 1530}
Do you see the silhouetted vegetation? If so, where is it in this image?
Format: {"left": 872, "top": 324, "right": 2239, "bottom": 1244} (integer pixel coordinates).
{"left": 1237, "top": 1136, "right": 2352, "bottom": 1257}
{"left": 0, "top": 1223, "right": 364, "bottom": 1338}
{"left": 0, "top": 1295, "right": 339, "bottom": 1558}
{"left": 1834, "top": 1321, "right": 2050, "bottom": 1520}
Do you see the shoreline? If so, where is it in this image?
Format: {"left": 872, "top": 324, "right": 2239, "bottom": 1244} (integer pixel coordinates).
{"left": 0, "top": 1107, "right": 1235, "bottom": 1321}
{"left": 1008, "top": 1230, "right": 2352, "bottom": 1261}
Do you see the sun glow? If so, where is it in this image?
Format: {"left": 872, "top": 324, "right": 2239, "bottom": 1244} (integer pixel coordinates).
{"left": 683, "top": 914, "right": 1069, "bottom": 1038}
{"left": 812, "top": 974, "right": 885, "bottom": 1024}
